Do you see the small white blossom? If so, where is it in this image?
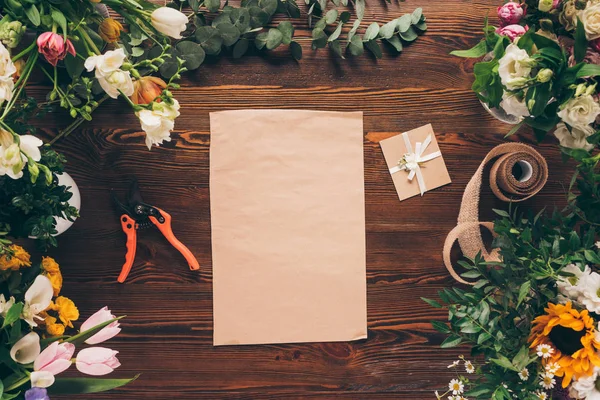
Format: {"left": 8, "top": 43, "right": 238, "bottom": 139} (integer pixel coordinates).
{"left": 518, "top": 368, "right": 529, "bottom": 381}
{"left": 448, "top": 379, "right": 464, "bottom": 395}
{"left": 539, "top": 373, "right": 556, "bottom": 390}
{"left": 464, "top": 360, "right": 474, "bottom": 374}
{"left": 535, "top": 392, "right": 548, "bottom": 400}
{"left": 536, "top": 344, "right": 554, "bottom": 359}
{"left": 447, "top": 360, "right": 460, "bottom": 368}
{"left": 545, "top": 362, "right": 559, "bottom": 375}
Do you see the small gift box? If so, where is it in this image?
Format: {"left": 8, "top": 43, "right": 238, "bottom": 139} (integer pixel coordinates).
{"left": 378, "top": 124, "right": 451, "bottom": 201}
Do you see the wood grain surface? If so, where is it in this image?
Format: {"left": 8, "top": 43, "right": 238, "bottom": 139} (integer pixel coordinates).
{"left": 33, "top": 0, "right": 575, "bottom": 398}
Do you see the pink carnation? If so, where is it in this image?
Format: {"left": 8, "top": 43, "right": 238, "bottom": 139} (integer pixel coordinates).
{"left": 497, "top": 2, "right": 525, "bottom": 26}
{"left": 496, "top": 24, "right": 529, "bottom": 41}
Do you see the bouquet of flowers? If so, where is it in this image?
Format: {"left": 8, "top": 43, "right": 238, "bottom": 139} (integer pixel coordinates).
{"left": 0, "top": 244, "right": 136, "bottom": 399}
{"left": 453, "top": 0, "right": 600, "bottom": 152}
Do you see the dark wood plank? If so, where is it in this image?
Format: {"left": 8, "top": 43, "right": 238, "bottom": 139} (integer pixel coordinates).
{"left": 25, "top": 0, "right": 569, "bottom": 398}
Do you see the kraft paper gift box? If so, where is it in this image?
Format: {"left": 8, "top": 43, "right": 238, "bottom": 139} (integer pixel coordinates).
{"left": 378, "top": 124, "right": 451, "bottom": 201}
{"left": 210, "top": 109, "right": 367, "bottom": 346}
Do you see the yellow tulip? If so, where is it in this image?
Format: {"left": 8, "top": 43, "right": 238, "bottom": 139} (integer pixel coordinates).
{"left": 98, "top": 18, "right": 124, "bottom": 43}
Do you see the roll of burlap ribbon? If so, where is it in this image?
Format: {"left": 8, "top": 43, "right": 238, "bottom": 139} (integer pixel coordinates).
{"left": 443, "top": 143, "right": 548, "bottom": 285}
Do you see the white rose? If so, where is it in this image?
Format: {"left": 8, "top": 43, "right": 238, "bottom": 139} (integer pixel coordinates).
{"left": 98, "top": 69, "right": 134, "bottom": 99}
{"left": 151, "top": 7, "right": 188, "bottom": 39}
{"left": 136, "top": 99, "right": 180, "bottom": 150}
{"left": 553, "top": 122, "right": 595, "bottom": 151}
{"left": 557, "top": 94, "right": 600, "bottom": 129}
{"left": 500, "top": 91, "right": 530, "bottom": 118}
{"left": 498, "top": 44, "right": 534, "bottom": 90}
{"left": 578, "top": 272, "right": 600, "bottom": 313}
{"left": 84, "top": 48, "right": 126, "bottom": 78}
{"left": 0, "top": 130, "right": 43, "bottom": 180}
{"left": 580, "top": 3, "right": 600, "bottom": 40}
{"left": 0, "top": 41, "right": 15, "bottom": 105}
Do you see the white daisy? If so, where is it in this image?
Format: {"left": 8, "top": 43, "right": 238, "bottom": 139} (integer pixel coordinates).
{"left": 535, "top": 392, "right": 548, "bottom": 400}
{"left": 539, "top": 373, "right": 556, "bottom": 390}
{"left": 518, "top": 368, "right": 529, "bottom": 381}
{"left": 448, "top": 379, "right": 464, "bottom": 395}
{"left": 447, "top": 360, "right": 460, "bottom": 368}
{"left": 464, "top": 360, "right": 475, "bottom": 374}
{"left": 536, "top": 344, "right": 554, "bottom": 359}
{"left": 545, "top": 362, "right": 559, "bottom": 375}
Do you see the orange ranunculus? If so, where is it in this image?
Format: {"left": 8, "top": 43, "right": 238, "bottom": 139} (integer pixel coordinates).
{"left": 130, "top": 76, "right": 167, "bottom": 105}
{"left": 0, "top": 245, "right": 31, "bottom": 271}
{"left": 48, "top": 296, "right": 79, "bottom": 328}
{"left": 98, "top": 18, "right": 124, "bottom": 43}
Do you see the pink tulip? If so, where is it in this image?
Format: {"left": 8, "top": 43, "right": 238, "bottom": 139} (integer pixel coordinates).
{"left": 496, "top": 24, "right": 529, "bottom": 41}
{"left": 80, "top": 307, "right": 121, "bottom": 345}
{"left": 497, "top": 2, "right": 525, "bottom": 26}
{"left": 34, "top": 341, "right": 75, "bottom": 375}
{"left": 36, "top": 32, "right": 76, "bottom": 66}
{"left": 76, "top": 347, "right": 121, "bottom": 376}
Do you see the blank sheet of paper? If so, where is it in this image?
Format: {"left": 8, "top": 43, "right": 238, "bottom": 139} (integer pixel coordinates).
{"left": 210, "top": 109, "right": 367, "bottom": 346}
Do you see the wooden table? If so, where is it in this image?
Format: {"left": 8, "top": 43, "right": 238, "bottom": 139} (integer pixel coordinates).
{"left": 39, "top": 0, "right": 573, "bottom": 398}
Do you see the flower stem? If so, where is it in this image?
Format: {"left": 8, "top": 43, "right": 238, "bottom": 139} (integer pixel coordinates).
{"left": 78, "top": 27, "right": 101, "bottom": 55}
{"left": 49, "top": 94, "right": 110, "bottom": 145}
{"left": 11, "top": 41, "right": 36, "bottom": 63}
{"left": 5, "top": 374, "right": 30, "bottom": 392}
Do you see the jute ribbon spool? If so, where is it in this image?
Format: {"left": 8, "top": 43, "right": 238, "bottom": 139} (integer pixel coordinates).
{"left": 443, "top": 143, "right": 548, "bottom": 285}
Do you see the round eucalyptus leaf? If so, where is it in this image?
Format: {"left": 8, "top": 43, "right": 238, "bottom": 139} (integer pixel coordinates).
{"left": 286, "top": 0, "right": 301, "bottom": 18}
{"left": 196, "top": 26, "right": 223, "bottom": 55}
{"left": 216, "top": 22, "right": 240, "bottom": 46}
{"left": 399, "top": 26, "right": 418, "bottom": 42}
{"left": 230, "top": 7, "right": 251, "bottom": 33}
{"left": 363, "top": 22, "right": 380, "bottom": 41}
{"left": 329, "top": 40, "right": 345, "bottom": 59}
{"left": 175, "top": 41, "right": 206, "bottom": 70}
{"left": 348, "top": 34, "right": 364, "bottom": 56}
{"left": 397, "top": 14, "right": 412, "bottom": 32}
{"left": 233, "top": 38, "right": 249, "bottom": 58}
{"left": 339, "top": 11, "right": 351, "bottom": 23}
{"left": 278, "top": 21, "right": 294, "bottom": 45}
{"left": 325, "top": 9, "right": 338, "bottom": 24}
{"left": 266, "top": 28, "right": 283, "bottom": 50}
{"left": 205, "top": 0, "right": 221, "bottom": 12}
{"left": 254, "top": 32, "right": 268, "bottom": 50}
{"left": 159, "top": 59, "right": 179, "bottom": 79}
{"left": 311, "top": 28, "right": 327, "bottom": 49}
{"left": 290, "top": 41, "right": 302, "bottom": 60}
{"left": 379, "top": 19, "right": 397, "bottom": 39}
{"left": 411, "top": 7, "right": 423, "bottom": 24}
{"left": 364, "top": 39, "right": 382, "bottom": 58}
{"left": 249, "top": 6, "right": 270, "bottom": 28}
{"left": 212, "top": 13, "right": 231, "bottom": 28}
{"left": 259, "top": 0, "right": 278, "bottom": 15}
{"left": 385, "top": 35, "right": 403, "bottom": 52}
{"left": 415, "top": 21, "right": 427, "bottom": 31}
{"left": 328, "top": 22, "right": 343, "bottom": 42}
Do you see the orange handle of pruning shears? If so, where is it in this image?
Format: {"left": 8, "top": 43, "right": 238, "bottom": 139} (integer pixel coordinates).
{"left": 149, "top": 208, "right": 200, "bottom": 271}
{"left": 117, "top": 214, "right": 137, "bottom": 283}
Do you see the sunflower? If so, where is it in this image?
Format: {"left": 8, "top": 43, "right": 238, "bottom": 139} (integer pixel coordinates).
{"left": 529, "top": 302, "right": 600, "bottom": 387}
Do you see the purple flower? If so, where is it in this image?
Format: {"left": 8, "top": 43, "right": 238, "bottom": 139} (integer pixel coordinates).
{"left": 25, "top": 388, "right": 50, "bottom": 400}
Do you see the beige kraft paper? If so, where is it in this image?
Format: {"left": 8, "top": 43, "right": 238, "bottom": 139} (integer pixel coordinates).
{"left": 210, "top": 109, "right": 367, "bottom": 346}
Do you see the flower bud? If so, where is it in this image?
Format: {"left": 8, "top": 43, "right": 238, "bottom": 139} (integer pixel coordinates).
{"left": 536, "top": 68, "right": 553, "bottom": 83}
{"left": 98, "top": 18, "right": 124, "bottom": 43}
{"left": 49, "top": 90, "right": 57, "bottom": 101}
{"left": 150, "top": 7, "right": 188, "bottom": 39}
{"left": 27, "top": 161, "right": 39, "bottom": 183}
{"left": 70, "top": 109, "right": 77, "bottom": 118}
{"left": 130, "top": 76, "right": 167, "bottom": 105}
{"left": 0, "top": 19, "right": 26, "bottom": 49}
{"left": 539, "top": 18, "right": 554, "bottom": 32}
{"left": 508, "top": 77, "right": 529, "bottom": 88}
{"left": 586, "top": 83, "right": 597, "bottom": 96}
{"left": 576, "top": 83, "right": 587, "bottom": 97}
{"left": 538, "top": 0, "right": 554, "bottom": 12}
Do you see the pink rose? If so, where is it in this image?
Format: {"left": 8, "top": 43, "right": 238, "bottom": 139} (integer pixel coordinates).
{"left": 76, "top": 347, "right": 121, "bottom": 376}
{"left": 553, "top": 0, "right": 560, "bottom": 9}
{"left": 591, "top": 38, "right": 600, "bottom": 53}
{"left": 498, "top": 2, "right": 525, "bottom": 26}
{"left": 36, "top": 32, "right": 76, "bottom": 66}
{"left": 80, "top": 307, "right": 121, "bottom": 345}
{"left": 496, "top": 24, "right": 529, "bottom": 41}
{"left": 34, "top": 341, "right": 75, "bottom": 375}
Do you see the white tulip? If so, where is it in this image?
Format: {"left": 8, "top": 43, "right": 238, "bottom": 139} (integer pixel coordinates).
{"left": 10, "top": 332, "right": 40, "bottom": 364}
{"left": 0, "top": 41, "right": 15, "bottom": 105}
{"left": 136, "top": 99, "right": 180, "bottom": 150}
{"left": 22, "top": 275, "right": 53, "bottom": 327}
{"left": 84, "top": 48, "right": 126, "bottom": 78}
{"left": 500, "top": 91, "right": 530, "bottom": 118}
{"left": 557, "top": 94, "right": 600, "bottom": 130}
{"left": 30, "top": 371, "right": 55, "bottom": 388}
{"left": 498, "top": 44, "right": 534, "bottom": 90}
{"left": 98, "top": 70, "right": 134, "bottom": 99}
{"left": 553, "top": 122, "right": 595, "bottom": 151}
{"left": 0, "top": 294, "right": 15, "bottom": 317}
{"left": 151, "top": 7, "right": 188, "bottom": 39}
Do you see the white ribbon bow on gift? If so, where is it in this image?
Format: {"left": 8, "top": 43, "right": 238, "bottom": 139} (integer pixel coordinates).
{"left": 389, "top": 133, "right": 442, "bottom": 196}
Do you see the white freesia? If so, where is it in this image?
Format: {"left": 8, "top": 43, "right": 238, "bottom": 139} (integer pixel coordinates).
{"left": 500, "top": 91, "right": 530, "bottom": 118}
{"left": 558, "top": 94, "right": 600, "bottom": 129}
{"left": 10, "top": 332, "right": 40, "bottom": 364}
{"left": 0, "top": 294, "right": 15, "bottom": 317}
{"left": 84, "top": 48, "right": 126, "bottom": 78}
{"left": 0, "top": 129, "right": 43, "bottom": 179}
{"left": 30, "top": 371, "right": 55, "bottom": 388}
{"left": 580, "top": 3, "right": 600, "bottom": 40}
{"left": 553, "top": 122, "right": 595, "bottom": 151}
{"left": 21, "top": 275, "right": 53, "bottom": 327}
{"left": 0, "top": 41, "right": 15, "bottom": 105}
{"left": 151, "top": 7, "right": 188, "bottom": 39}
{"left": 557, "top": 263, "right": 591, "bottom": 299}
{"left": 136, "top": 99, "right": 180, "bottom": 150}
{"left": 569, "top": 367, "right": 600, "bottom": 399}
{"left": 498, "top": 44, "right": 534, "bottom": 90}
{"left": 97, "top": 69, "right": 134, "bottom": 99}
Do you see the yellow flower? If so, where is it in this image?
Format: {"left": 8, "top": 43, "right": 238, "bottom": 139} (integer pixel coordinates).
{"left": 46, "top": 272, "right": 63, "bottom": 297}
{"left": 41, "top": 257, "right": 62, "bottom": 296}
{"left": 49, "top": 296, "right": 79, "bottom": 328}
{"left": 44, "top": 315, "right": 66, "bottom": 336}
{"left": 0, "top": 245, "right": 31, "bottom": 271}
{"left": 41, "top": 256, "right": 60, "bottom": 274}
{"left": 98, "top": 18, "right": 124, "bottom": 43}
{"left": 530, "top": 302, "right": 600, "bottom": 387}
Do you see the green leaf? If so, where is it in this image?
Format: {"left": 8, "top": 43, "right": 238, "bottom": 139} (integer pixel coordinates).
{"left": 230, "top": 8, "right": 250, "bottom": 33}
{"left": 196, "top": 26, "right": 223, "bottom": 55}
{"left": 512, "top": 346, "right": 530, "bottom": 370}
{"left": 348, "top": 34, "right": 364, "bottom": 56}
{"left": 278, "top": 21, "right": 294, "bottom": 45}
{"left": 490, "top": 355, "right": 518, "bottom": 371}
{"left": 64, "top": 54, "right": 85, "bottom": 78}
{"left": 290, "top": 41, "right": 302, "bottom": 60}
{"left": 339, "top": 11, "right": 351, "bottom": 23}
{"left": 421, "top": 297, "right": 442, "bottom": 308}
{"left": 249, "top": 6, "right": 270, "bottom": 28}
{"left": 570, "top": 231, "right": 581, "bottom": 251}
{"left": 385, "top": 35, "right": 403, "bottom": 52}
{"left": 325, "top": 9, "right": 338, "bottom": 24}
{"left": 397, "top": 14, "right": 412, "bottom": 32}
{"left": 525, "top": 82, "right": 552, "bottom": 117}
{"left": 329, "top": 40, "right": 345, "bottom": 59}
{"left": 189, "top": 0, "right": 200, "bottom": 11}
{"left": 517, "top": 281, "right": 531, "bottom": 307}
{"left": 440, "top": 335, "right": 462, "bottom": 348}
{"left": 364, "top": 40, "right": 382, "bottom": 58}
{"left": 51, "top": 9, "right": 67, "bottom": 35}
{"left": 206, "top": 0, "right": 221, "bottom": 12}
{"left": 347, "top": 19, "right": 361, "bottom": 42}
{"left": 379, "top": 19, "right": 397, "bottom": 40}
{"left": 254, "top": 32, "right": 268, "bottom": 50}
{"left": 430, "top": 320, "right": 450, "bottom": 333}
{"left": 576, "top": 63, "right": 600, "bottom": 78}
{"left": 479, "top": 301, "right": 490, "bottom": 324}
{"left": 411, "top": 8, "right": 423, "bottom": 24}
{"left": 477, "top": 332, "right": 492, "bottom": 344}
{"left": 399, "top": 26, "right": 418, "bottom": 42}
{"left": 355, "top": 0, "right": 365, "bottom": 20}
{"left": 48, "top": 376, "right": 140, "bottom": 395}
{"left": 65, "top": 316, "right": 125, "bottom": 346}
{"left": 175, "top": 41, "right": 206, "bottom": 70}
{"left": 2, "top": 303, "right": 23, "bottom": 329}
{"left": 233, "top": 38, "right": 249, "bottom": 58}
{"left": 0, "top": 377, "right": 3, "bottom": 398}
{"left": 25, "top": 5, "right": 41, "bottom": 26}
{"left": 266, "top": 28, "right": 283, "bottom": 50}
{"left": 311, "top": 28, "right": 327, "bottom": 49}
{"left": 328, "top": 22, "right": 344, "bottom": 42}
{"left": 415, "top": 21, "right": 427, "bottom": 31}
{"left": 259, "top": 0, "right": 278, "bottom": 15}
{"left": 585, "top": 249, "right": 600, "bottom": 264}
{"left": 216, "top": 22, "right": 240, "bottom": 46}
{"left": 452, "top": 40, "right": 488, "bottom": 58}
{"left": 363, "top": 22, "right": 379, "bottom": 41}
{"left": 492, "top": 209, "right": 510, "bottom": 217}
{"left": 575, "top": 18, "right": 587, "bottom": 64}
